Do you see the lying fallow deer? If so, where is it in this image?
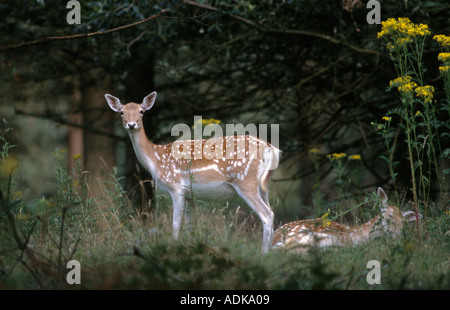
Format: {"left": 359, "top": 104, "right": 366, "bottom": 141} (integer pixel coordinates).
{"left": 272, "top": 188, "right": 420, "bottom": 252}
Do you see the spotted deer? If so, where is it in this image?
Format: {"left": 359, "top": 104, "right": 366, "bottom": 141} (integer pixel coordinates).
{"left": 272, "top": 188, "right": 419, "bottom": 252}
{"left": 105, "top": 92, "right": 281, "bottom": 253}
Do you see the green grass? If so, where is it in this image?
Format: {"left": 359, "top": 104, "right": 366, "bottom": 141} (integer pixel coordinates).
{"left": 1, "top": 144, "right": 449, "bottom": 289}
{"left": 1, "top": 175, "right": 449, "bottom": 289}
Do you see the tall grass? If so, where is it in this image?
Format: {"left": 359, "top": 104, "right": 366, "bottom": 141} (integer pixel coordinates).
{"left": 0, "top": 135, "right": 449, "bottom": 289}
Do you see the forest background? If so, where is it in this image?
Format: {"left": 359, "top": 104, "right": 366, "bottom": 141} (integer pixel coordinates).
{"left": 0, "top": 0, "right": 449, "bottom": 289}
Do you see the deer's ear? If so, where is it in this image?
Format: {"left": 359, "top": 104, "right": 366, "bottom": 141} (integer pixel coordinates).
{"left": 402, "top": 211, "right": 421, "bottom": 222}
{"left": 105, "top": 94, "right": 122, "bottom": 112}
{"left": 377, "top": 187, "right": 388, "bottom": 208}
{"left": 142, "top": 92, "right": 157, "bottom": 111}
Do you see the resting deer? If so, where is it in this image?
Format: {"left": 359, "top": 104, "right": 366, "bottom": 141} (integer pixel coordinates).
{"left": 272, "top": 187, "right": 419, "bottom": 252}
{"left": 105, "top": 92, "right": 281, "bottom": 253}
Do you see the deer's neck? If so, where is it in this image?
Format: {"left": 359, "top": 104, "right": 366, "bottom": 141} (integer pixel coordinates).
{"left": 127, "top": 127, "right": 159, "bottom": 178}
{"left": 346, "top": 215, "right": 381, "bottom": 245}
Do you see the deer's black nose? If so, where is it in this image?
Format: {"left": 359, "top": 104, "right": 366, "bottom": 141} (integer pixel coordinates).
{"left": 127, "top": 123, "right": 136, "bottom": 130}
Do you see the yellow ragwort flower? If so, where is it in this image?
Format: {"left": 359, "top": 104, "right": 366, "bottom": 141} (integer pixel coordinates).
{"left": 192, "top": 118, "right": 221, "bottom": 128}
{"left": 321, "top": 209, "right": 332, "bottom": 228}
{"left": 348, "top": 154, "right": 362, "bottom": 160}
{"left": 390, "top": 76, "right": 418, "bottom": 94}
{"left": 439, "top": 66, "right": 450, "bottom": 75}
{"left": 308, "top": 148, "right": 320, "bottom": 155}
{"left": 1, "top": 156, "right": 19, "bottom": 175}
{"left": 412, "top": 23, "right": 431, "bottom": 37}
{"left": 398, "top": 82, "right": 417, "bottom": 94}
{"left": 378, "top": 18, "right": 430, "bottom": 40}
{"left": 382, "top": 116, "right": 392, "bottom": 122}
{"left": 438, "top": 53, "right": 450, "bottom": 62}
{"left": 434, "top": 34, "right": 450, "bottom": 48}
{"left": 386, "top": 42, "right": 395, "bottom": 51}
{"left": 72, "top": 153, "right": 82, "bottom": 161}
{"left": 390, "top": 76, "right": 412, "bottom": 87}
{"left": 414, "top": 85, "right": 434, "bottom": 104}
{"left": 396, "top": 37, "right": 412, "bottom": 47}
{"left": 327, "top": 153, "right": 347, "bottom": 161}
{"left": 202, "top": 118, "right": 221, "bottom": 125}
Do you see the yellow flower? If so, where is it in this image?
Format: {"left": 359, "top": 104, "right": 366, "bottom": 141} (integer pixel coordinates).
{"left": 434, "top": 34, "right": 450, "bottom": 48}
{"left": 414, "top": 85, "right": 434, "bottom": 96}
{"left": 413, "top": 23, "right": 430, "bottom": 37}
{"left": 398, "top": 82, "right": 417, "bottom": 94}
{"left": 390, "top": 76, "right": 412, "bottom": 87}
{"left": 439, "top": 66, "right": 450, "bottom": 75}
{"left": 348, "top": 154, "right": 362, "bottom": 160}
{"left": 72, "top": 153, "right": 82, "bottom": 161}
{"left": 0, "top": 156, "right": 19, "bottom": 175}
{"left": 192, "top": 118, "right": 221, "bottom": 128}
{"left": 390, "top": 76, "right": 418, "bottom": 94}
{"left": 382, "top": 116, "right": 392, "bottom": 122}
{"left": 378, "top": 18, "right": 430, "bottom": 40}
{"left": 415, "top": 110, "right": 421, "bottom": 117}
{"left": 327, "top": 153, "right": 347, "bottom": 161}
{"left": 203, "top": 118, "right": 221, "bottom": 125}
{"left": 308, "top": 148, "right": 320, "bottom": 155}
{"left": 321, "top": 209, "right": 332, "bottom": 228}
{"left": 438, "top": 53, "right": 450, "bottom": 62}
{"left": 414, "top": 85, "right": 434, "bottom": 104}
{"left": 396, "top": 37, "right": 412, "bottom": 47}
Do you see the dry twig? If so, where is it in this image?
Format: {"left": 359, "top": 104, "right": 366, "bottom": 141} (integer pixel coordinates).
{"left": 0, "top": 10, "right": 167, "bottom": 52}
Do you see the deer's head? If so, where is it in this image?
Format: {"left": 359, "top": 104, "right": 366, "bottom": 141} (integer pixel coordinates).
{"left": 105, "top": 92, "right": 157, "bottom": 132}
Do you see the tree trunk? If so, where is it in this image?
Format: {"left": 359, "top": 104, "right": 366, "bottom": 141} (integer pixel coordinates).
{"left": 67, "top": 85, "right": 83, "bottom": 173}
{"left": 81, "top": 70, "right": 115, "bottom": 198}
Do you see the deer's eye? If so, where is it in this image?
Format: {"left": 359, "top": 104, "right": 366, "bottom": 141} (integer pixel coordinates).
{"left": 119, "top": 111, "right": 124, "bottom": 117}
{"left": 139, "top": 110, "right": 145, "bottom": 116}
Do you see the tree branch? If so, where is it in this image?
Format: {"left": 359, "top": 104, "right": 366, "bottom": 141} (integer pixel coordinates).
{"left": 0, "top": 10, "right": 167, "bottom": 52}
{"left": 15, "top": 108, "right": 126, "bottom": 141}
{"left": 182, "top": 1, "right": 383, "bottom": 57}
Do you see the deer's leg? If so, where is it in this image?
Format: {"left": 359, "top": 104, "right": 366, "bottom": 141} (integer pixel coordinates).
{"left": 170, "top": 191, "right": 186, "bottom": 239}
{"left": 260, "top": 186, "right": 270, "bottom": 208}
{"left": 231, "top": 181, "right": 274, "bottom": 253}
{"left": 260, "top": 169, "right": 273, "bottom": 206}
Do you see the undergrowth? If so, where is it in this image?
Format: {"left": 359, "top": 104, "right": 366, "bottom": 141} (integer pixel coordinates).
{"left": 0, "top": 119, "right": 449, "bottom": 289}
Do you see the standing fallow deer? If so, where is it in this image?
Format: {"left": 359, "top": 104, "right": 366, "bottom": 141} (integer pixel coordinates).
{"left": 272, "top": 187, "right": 419, "bottom": 252}
{"left": 105, "top": 92, "right": 281, "bottom": 253}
